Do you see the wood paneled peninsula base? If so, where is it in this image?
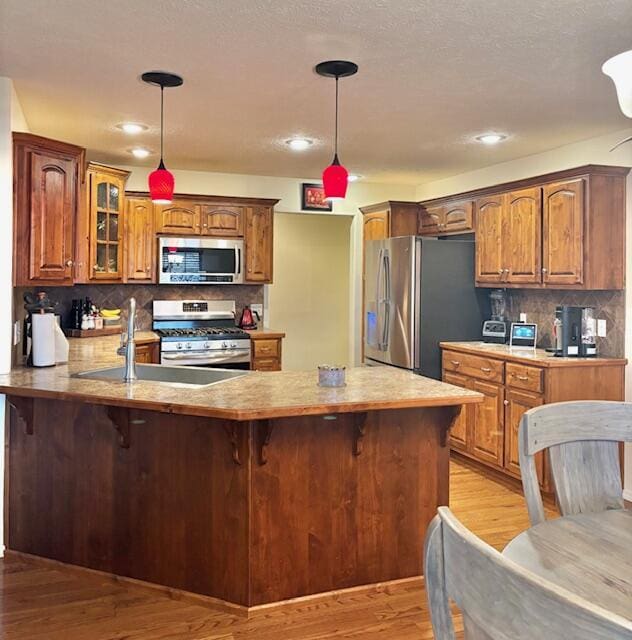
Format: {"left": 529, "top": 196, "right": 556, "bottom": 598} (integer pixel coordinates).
{"left": 1, "top": 367, "right": 480, "bottom": 612}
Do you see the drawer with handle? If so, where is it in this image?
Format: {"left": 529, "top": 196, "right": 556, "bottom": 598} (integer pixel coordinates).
{"left": 252, "top": 357, "right": 281, "bottom": 372}
{"left": 506, "top": 362, "right": 543, "bottom": 393}
{"left": 253, "top": 339, "right": 280, "bottom": 359}
{"left": 442, "top": 350, "right": 504, "bottom": 383}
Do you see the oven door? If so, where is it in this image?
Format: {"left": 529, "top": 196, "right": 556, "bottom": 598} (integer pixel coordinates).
{"left": 158, "top": 237, "right": 244, "bottom": 284}
{"left": 160, "top": 349, "right": 251, "bottom": 368}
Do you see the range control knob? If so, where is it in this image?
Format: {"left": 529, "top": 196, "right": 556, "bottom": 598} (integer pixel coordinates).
{"left": 185, "top": 342, "right": 193, "bottom": 350}
{"left": 176, "top": 343, "right": 183, "bottom": 350}
{"left": 221, "top": 342, "right": 228, "bottom": 350}
{"left": 203, "top": 341, "right": 210, "bottom": 350}
{"left": 230, "top": 342, "right": 237, "bottom": 349}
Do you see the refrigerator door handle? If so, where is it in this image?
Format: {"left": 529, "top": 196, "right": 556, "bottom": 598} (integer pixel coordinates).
{"left": 381, "top": 250, "right": 391, "bottom": 350}
{"left": 376, "top": 248, "right": 384, "bottom": 350}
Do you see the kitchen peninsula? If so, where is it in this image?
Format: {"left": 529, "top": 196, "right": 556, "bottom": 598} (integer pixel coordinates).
{"left": 0, "top": 344, "right": 481, "bottom": 613}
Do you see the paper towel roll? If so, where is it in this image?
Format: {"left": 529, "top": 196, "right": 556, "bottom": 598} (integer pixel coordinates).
{"left": 54, "top": 321, "right": 69, "bottom": 364}
{"left": 32, "top": 313, "right": 56, "bottom": 367}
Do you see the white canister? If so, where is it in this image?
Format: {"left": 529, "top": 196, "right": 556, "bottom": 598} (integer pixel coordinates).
{"left": 31, "top": 313, "right": 56, "bottom": 367}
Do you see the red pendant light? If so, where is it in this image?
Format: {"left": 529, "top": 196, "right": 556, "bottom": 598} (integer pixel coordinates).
{"left": 141, "top": 71, "right": 184, "bottom": 204}
{"left": 315, "top": 61, "right": 358, "bottom": 201}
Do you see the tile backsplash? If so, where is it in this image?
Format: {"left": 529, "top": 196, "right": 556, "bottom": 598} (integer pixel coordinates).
{"left": 14, "top": 284, "right": 263, "bottom": 363}
{"left": 507, "top": 289, "right": 625, "bottom": 357}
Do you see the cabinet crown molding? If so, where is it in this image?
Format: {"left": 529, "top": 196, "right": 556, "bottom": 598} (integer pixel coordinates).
{"left": 418, "top": 164, "right": 631, "bottom": 207}
{"left": 126, "top": 191, "right": 280, "bottom": 207}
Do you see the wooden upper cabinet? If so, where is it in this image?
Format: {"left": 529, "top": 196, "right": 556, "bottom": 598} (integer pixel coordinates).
{"left": 475, "top": 195, "right": 504, "bottom": 283}
{"left": 13, "top": 133, "right": 85, "bottom": 286}
{"left": 504, "top": 187, "right": 542, "bottom": 284}
{"left": 155, "top": 201, "right": 201, "bottom": 235}
{"left": 418, "top": 205, "right": 443, "bottom": 235}
{"left": 542, "top": 179, "right": 584, "bottom": 286}
{"left": 363, "top": 211, "right": 390, "bottom": 243}
{"left": 244, "top": 206, "right": 273, "bottom": 283}
{"left": 418, "top": 200, "right": 474, "bottom": 235}
{"left": 443, "top": 200, "right": 474, "bottom": 234}
{"left": 125, "top": 198, "right": 155, "bottom": 282}
{"left": 85, "top": 163, "right": 130, "bottom": 282}
{"left": 200, "top": 205, "right": 244, "bottom": 237}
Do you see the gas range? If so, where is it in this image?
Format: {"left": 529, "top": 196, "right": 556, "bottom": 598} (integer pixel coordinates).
{"left": 152, "top": 300, "right": 251, "bottom": 368}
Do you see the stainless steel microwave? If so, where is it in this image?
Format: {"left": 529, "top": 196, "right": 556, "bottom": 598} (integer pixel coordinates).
{"left": 158, "top": 237, "right": 244, "bottom": 284}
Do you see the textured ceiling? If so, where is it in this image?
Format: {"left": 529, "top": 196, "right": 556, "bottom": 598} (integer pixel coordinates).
{"left": 1, "top": 0, "right": 631, "bottom": 184}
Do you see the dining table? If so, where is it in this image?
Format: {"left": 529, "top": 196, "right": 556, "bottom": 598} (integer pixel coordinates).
{"left": 503, "top": 508, "right": 632, "bottom": 622}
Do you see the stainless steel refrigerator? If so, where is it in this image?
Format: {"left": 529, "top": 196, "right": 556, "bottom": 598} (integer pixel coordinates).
{"left": 364, "top": 236, "right": 488, "bottom": 379}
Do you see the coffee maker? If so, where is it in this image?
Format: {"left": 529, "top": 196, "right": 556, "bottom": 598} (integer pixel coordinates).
{"left": 554, "top": 305, "right": 597, "bottom": 357}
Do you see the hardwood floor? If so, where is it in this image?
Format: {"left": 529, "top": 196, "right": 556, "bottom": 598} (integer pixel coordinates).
{"left": 0, "top": 457, "right": 557, "bottom": 639}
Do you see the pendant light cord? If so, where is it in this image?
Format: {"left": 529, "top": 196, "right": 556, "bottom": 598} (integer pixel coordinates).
{"left": 334, "top": 76, "right": 339, "bottom": 158}
{"left": 160, "top": 85, "right": 164, "bottom": 163}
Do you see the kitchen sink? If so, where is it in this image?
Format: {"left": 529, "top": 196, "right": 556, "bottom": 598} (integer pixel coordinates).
{"left": 74, "top": 364, "right": 247, "bottom": 388}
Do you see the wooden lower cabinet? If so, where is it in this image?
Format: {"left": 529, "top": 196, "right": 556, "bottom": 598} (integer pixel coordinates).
{"left": 504, "top": 388, "right": 544, "bottom": 484}
{"left": 470, "top": 379, "right": 504, "bottom": 468}
{"left": 249, "top": 334, "right": 284, "bottom": 371}
{"left": 135, "top": 342, "right": 160, "bottom": 364}
{"left": 443, "top": 371, "right": 469, "bottom": 450}
{"left": 442, "top": 345, "right": 626, "bottom": 491}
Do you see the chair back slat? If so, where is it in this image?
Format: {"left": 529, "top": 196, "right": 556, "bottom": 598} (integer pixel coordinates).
{"left": 549, "top": 440, "right": 624, "bottom": 516}
{"left": 519, "top": 401, "right": 632, "bottom": 525}
{"left": 424, "top": 507, "right": 632, "bottom": 639}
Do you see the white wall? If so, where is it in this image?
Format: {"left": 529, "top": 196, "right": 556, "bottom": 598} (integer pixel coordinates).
{"left": 415, "top": 127, "right": 632, "bottom": 499}
{"left": 0, "top": 77, "right": 25, "bottom": 556}
{"left": 269, "top": 213, "right": 352, "bottom": 370}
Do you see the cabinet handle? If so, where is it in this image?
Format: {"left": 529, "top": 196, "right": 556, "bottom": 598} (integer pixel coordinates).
{"left": 450, "top": 360, "right": 461, "bottom": 367}
{"left": 480, "top": 367, "right": 492, "bottom": 373}
{"left": 66, "top": 259, "right": 73, "bottom": 267}
{"left": 513, "top": 374, "right": 529, "bottom": 381}
{"left": 542, "top": 268, "right": 548, "bottom": 274}
{"left": 503, "top": 400, "right": 509, "bottom": 406}
{"left": 498, "top": 269, "right": 504, "bottom": 275}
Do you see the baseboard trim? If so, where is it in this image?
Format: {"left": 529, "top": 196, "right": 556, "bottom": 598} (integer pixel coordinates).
{"left": 623, "top": 488, "right": 632, "bottom": 504}
{"left": 3, "top": 550, "right": 423, "bottom": 618}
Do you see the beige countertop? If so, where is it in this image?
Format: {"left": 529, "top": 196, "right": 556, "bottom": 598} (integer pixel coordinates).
{"left": 441, "top": 341, "right": 627, "bottom": 368}
{"left": 1, "top": 333, "right": 481, "bottom": 421}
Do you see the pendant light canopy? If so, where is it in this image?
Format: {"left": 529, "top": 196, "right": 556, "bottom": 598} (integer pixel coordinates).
{"left": 141, "top": 71, "right": 183, "bottom": 204}
{"left": 316, "top": 60, "right": 358, "bottom": 201}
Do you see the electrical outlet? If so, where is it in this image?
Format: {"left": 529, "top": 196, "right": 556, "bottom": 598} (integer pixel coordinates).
{"left": 13, "top": 321, "right": 21, "bottom": 345}
{"left": 519, "top": 313, "right": 527, "bottom": 323}
{"left": 597, "top": 319, "right": 607, "bottom": 337}
{"left": 251, "top": 304, "right": 263, "bottom": 319}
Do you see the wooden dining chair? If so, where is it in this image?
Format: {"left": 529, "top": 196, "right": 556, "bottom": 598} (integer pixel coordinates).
{"left": 424, "top": 506, "right": 632, "bottom": 639}
{"left": 519, "top": 400, "right": 632, "bottom": 526}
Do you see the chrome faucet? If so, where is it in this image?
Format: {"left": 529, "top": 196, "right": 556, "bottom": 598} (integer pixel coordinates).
{"left": 117, "top": 297, "right": 137, "bottom": 382}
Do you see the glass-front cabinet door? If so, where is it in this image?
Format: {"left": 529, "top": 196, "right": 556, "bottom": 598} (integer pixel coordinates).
{"left": 87, "top": 163, "right": 130, "bottom": 281}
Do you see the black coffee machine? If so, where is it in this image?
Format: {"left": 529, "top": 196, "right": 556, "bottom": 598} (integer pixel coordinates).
{"left": 554, "top": 305, "right": 597, "bottom": 357}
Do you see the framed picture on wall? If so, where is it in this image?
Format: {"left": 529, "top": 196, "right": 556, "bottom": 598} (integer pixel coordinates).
{"left": 301, "top": 183, "right": 333, "bottom": 212}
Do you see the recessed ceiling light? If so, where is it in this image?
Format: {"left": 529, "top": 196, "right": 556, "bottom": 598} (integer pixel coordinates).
{"left": 286, "top": 138, "right": 313, "bottom": 151}
{"left": 118, "top": 122, "right": 148, "bottom": 134}
{"left": 348, "top": 174, "right": 362, "bottom": 182}
{"left": 476, "top": 133, "right": 507, "bottom": 145}
{"left": 130, "top": 147, "right": 151, "bottom": 158}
